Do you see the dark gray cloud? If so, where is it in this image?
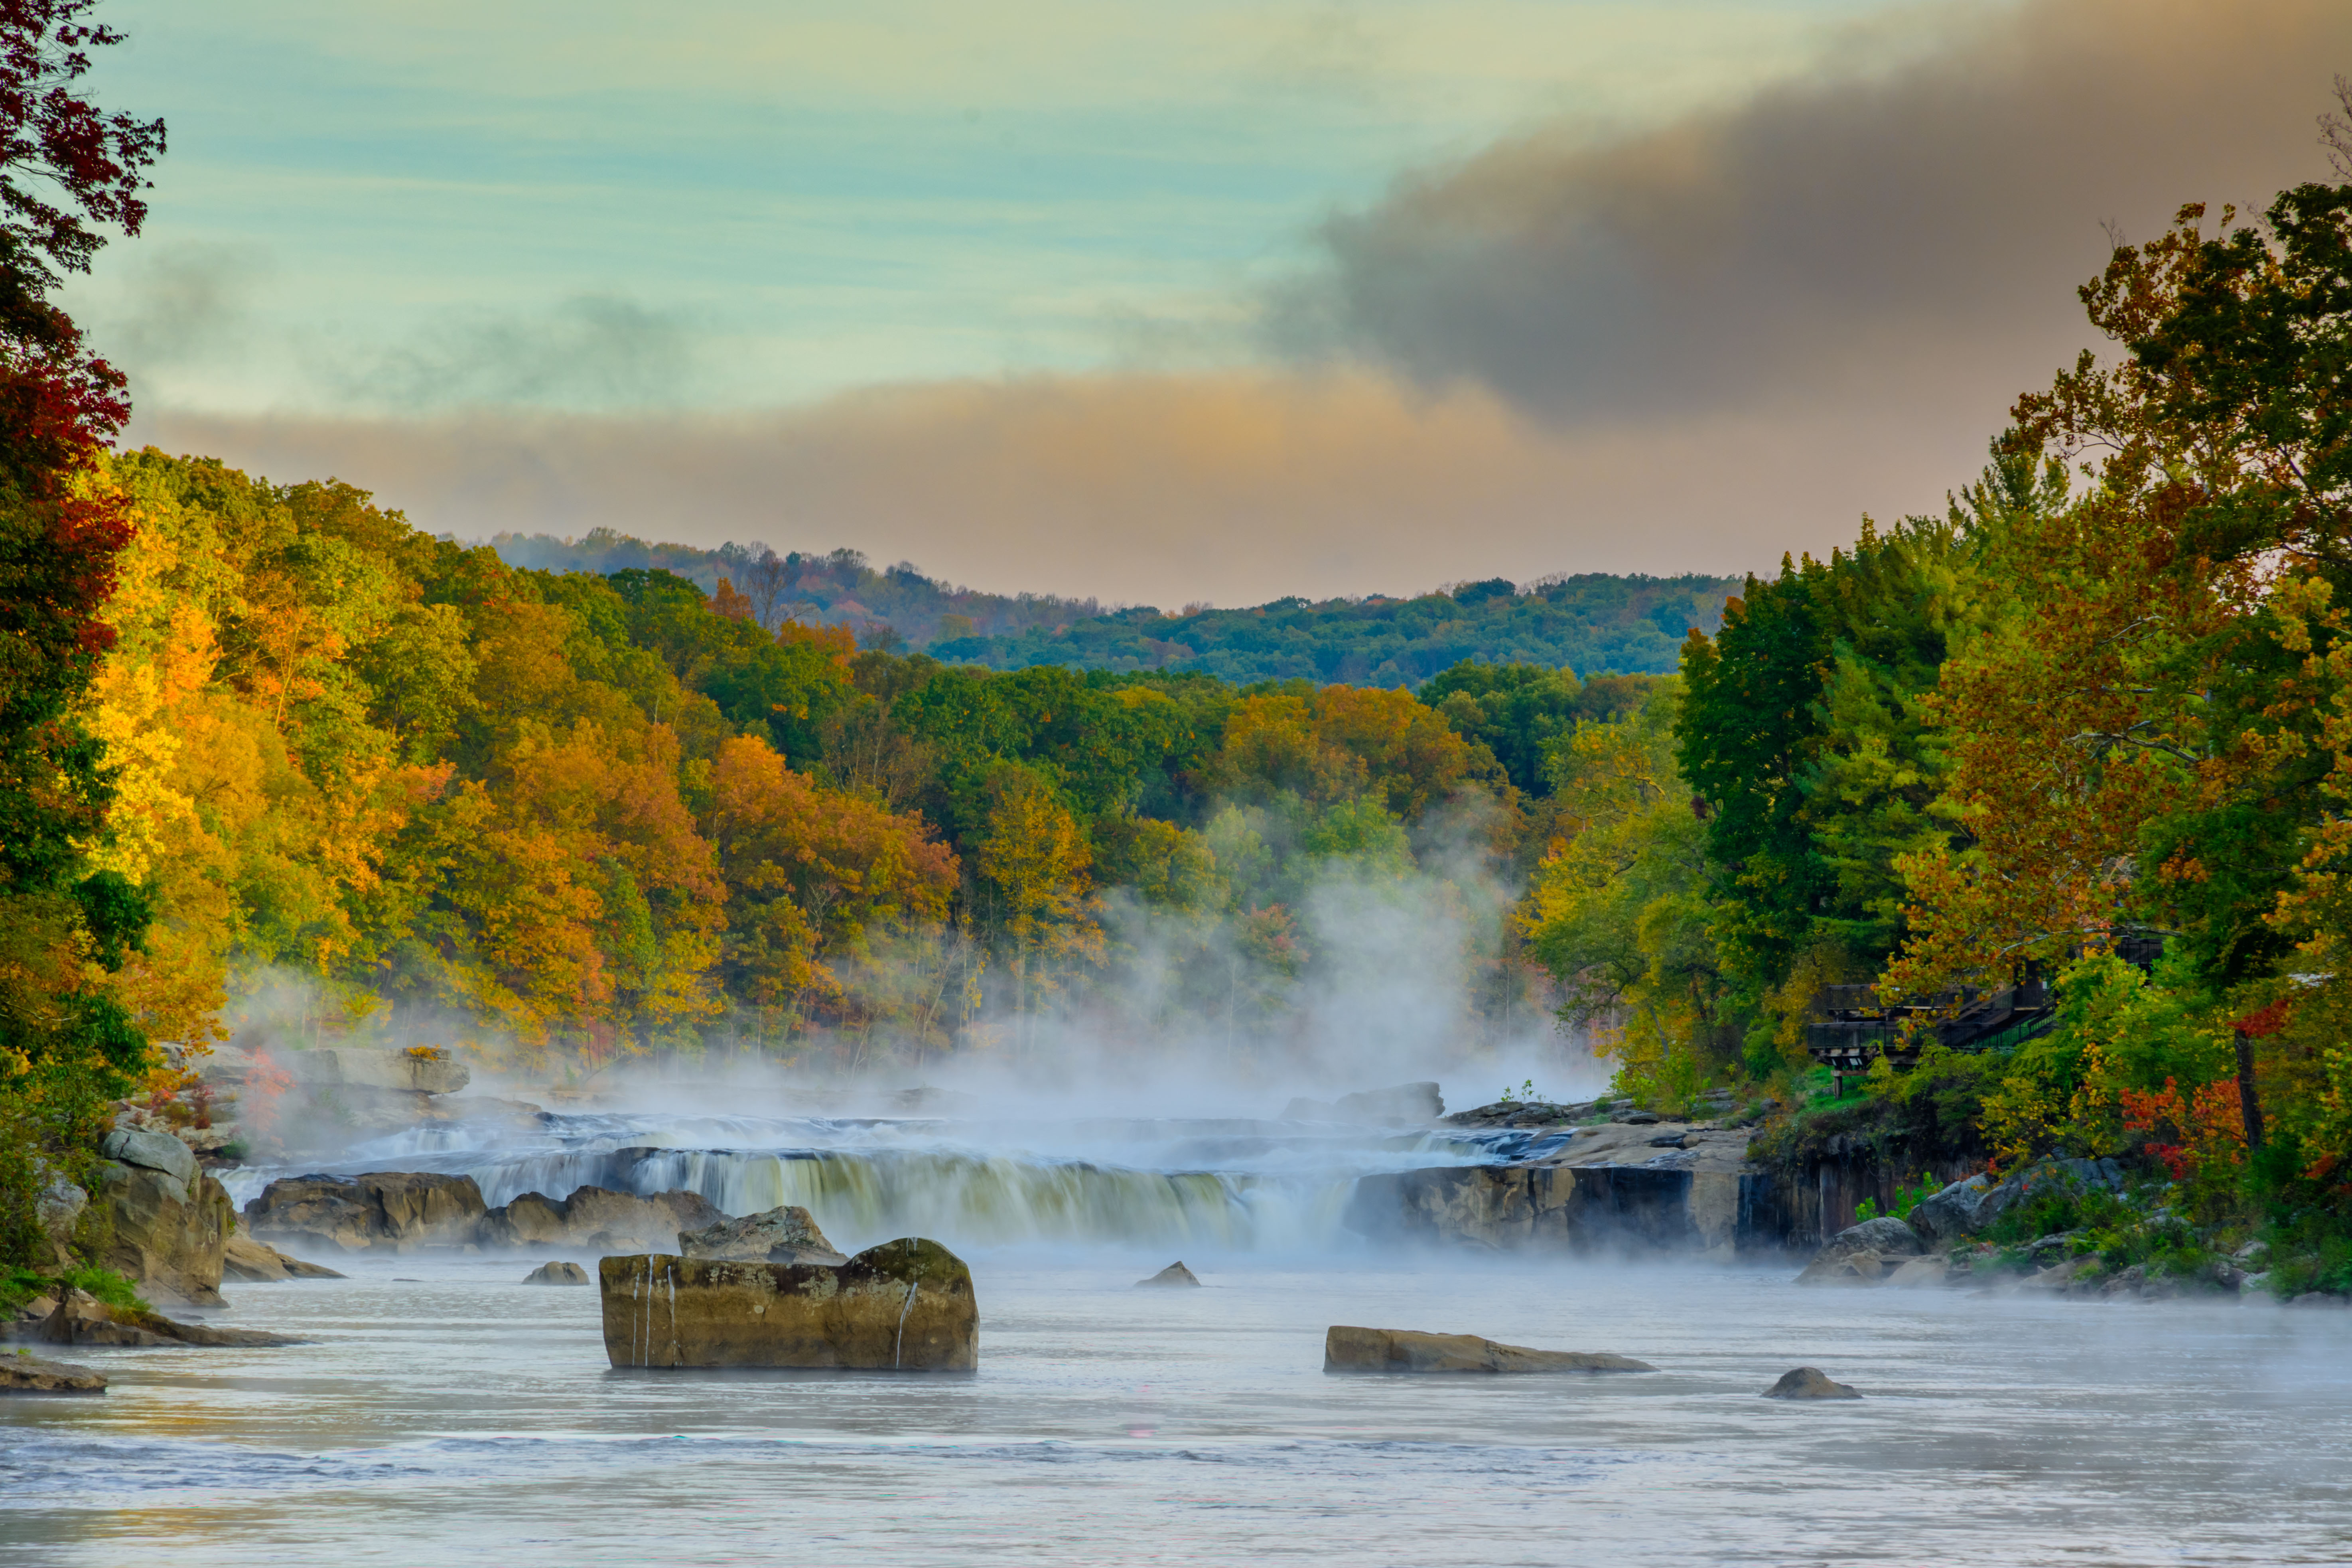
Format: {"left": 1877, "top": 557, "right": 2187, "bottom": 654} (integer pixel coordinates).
{"left": 1266, "top": 0, "right": 2352, "bottom": 421}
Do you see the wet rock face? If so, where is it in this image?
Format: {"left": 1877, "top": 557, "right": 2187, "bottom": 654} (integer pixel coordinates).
{"left": 600, "top": 1239, "right": 978, "bottom": 1371}
{"left": 1323, "top": 1327, "right": 1655, "bottom": 1375}
{"left": 96, "top": 1158, "right": 232, "bottom": 1308}
{"left": 678, "top": 1205, "right": 844, "bottom": 1265}
{"left": 245, "top": 1172, "right": 489, "bottom": 1252}
{"left": 1764, "top": 1366, "right": 1861, "bottom": 1400}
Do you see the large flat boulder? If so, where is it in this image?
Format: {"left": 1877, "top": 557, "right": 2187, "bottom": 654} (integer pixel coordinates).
{"left": 244, "top": 1171, "right": 488, "bottom": 1252}
{"left": 1323, "top": 1326, "right": 1655, "bottom": 1375}
{"left": 479, "top": 1186, "right": 725, "bottom": 1252}
{"left": 96, "top": 1159, "right": 232, "bottom": 1308}
{"left": 678, "top": 1204, "right": 845, "bottom": 1265}
{"left": 1, "top": 1353, "right": 106, "bottom": 1393}
{"left": 600, "top": 1239, "right": 976, "bottom": 1371}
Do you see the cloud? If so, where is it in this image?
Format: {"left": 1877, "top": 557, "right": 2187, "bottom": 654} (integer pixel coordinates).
{"left": 1265, "top": 0, "right": 2352, "bottom": 421}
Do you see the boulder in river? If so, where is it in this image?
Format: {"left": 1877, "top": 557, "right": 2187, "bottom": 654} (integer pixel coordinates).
{"left": 223, "top": 1233, "right": 345, "bottom": 1282}
{"left": 246, "top": 1171, "right": 489, "bottom": 1252}
{"left": 480, "top": 1185, "right": 725, "bottom": 1252}
{"left": 1136, "top": 1261, "right": 1201, "bottom": 1288}
{"left": 1795, "top": 1217, "right": 1924, "bottom": 1286}
{"left": 1764, "top": 1366, "right": 1861, "bottom": 1400}
{"left": 95, "top": 1132, "right": 232, "bottom": 1307}
{"left": 523, "top": 1260, "right": 590, "bottom": 1285}
{"left": 677, "top": 1205, "right": 846, "bottom": 1266}
{"left": 600, "top": 1239, "right": 977, "bottom": 1371}
{"left": 1323, "top": 1326, "right": 1655, "bottom": 1375}
{"left": 36, "top": 1287, "right": 308, "bottom": 1348}
{"left": 1, "top": 1352, "right": 106, "bottom": 1393}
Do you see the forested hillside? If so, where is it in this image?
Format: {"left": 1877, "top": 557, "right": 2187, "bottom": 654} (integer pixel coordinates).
{"left": 69, "top": 450, "right": 1652, "bottom": 1077}
{"left": 487, "top": 529, "right": 1734, "bottom": 685}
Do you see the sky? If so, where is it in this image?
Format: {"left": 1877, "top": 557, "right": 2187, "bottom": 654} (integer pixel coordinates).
{"left": 69, "top": 0, "right": 2352, "bottom": 606}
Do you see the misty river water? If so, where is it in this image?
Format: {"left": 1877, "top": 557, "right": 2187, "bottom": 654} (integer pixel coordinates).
{"left": 6, "top": 1108, "right": 2351, "bottom": 1566}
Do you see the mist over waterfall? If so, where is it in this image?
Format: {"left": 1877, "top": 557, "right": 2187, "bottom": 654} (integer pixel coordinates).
{"left": 223, "top": 1107, "right": 1542, "bottom": 1256}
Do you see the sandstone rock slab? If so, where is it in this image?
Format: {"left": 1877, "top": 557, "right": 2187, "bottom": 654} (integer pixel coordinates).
{"left": 1323, "top": 1326, "right": 1655, "bottom": 1375}
{"left": 678, "top": 1205, "right": 844, "bottom": 1265}
{"left": 1136, "top": 1261, "right": 1201, "bottom": 1288}
{"left": 601, "top": 1239, "right": 976, "bottom": 1371}
{"left": 37, "top": 1288, "right": 308, "bottom": 1348}
{"left": 1764, "top": 1366, "right": 1860, "bottom": 1400}
{"left": 524, "top": 1260, "right": 590, "bottom": 1285}
{"left": 1, "top": 1352, "right": 105, "bottom": 1393}
{"left": 223, "top": 1233, "right": 345, "bottom": 1282}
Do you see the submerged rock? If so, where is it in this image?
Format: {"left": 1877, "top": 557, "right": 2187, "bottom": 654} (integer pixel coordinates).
{"left": 222, "top": 1233, "right": 345, "bottom": 1282}
{"left": 246, "top": 1171, "right": 489, "bottom": 1252}
{"left": 0, "top": 1352, "right": 106, "bottom": 1393}
{"left": 1135, "top": 1261, "right": 1201, "bottom": 1288}
{"left": 1322, "top": 1326, "right": 1655, "bottom": 1375}
{"left": 677, "top": 1205, "right": 845, "bottom": 1266}
{"left": 1764, "top": 1366, "right": 1861, "bottom": 1400}
{"left": 600, "top": 1239, "right": 977, "bottom": 1371}
{"left": 523, "top": 1260, "right": 590, "bottom": 1286}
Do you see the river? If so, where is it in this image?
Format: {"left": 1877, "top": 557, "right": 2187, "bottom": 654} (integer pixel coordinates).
{"left": 4, "top": 1108, "right": 2348, "bottom": 1565}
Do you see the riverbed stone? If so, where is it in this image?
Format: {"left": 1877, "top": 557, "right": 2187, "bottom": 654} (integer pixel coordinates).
{"left": 1764, "top": 1366, "right": 1861, "bottom": 1400}
{"left": 600, "top": 1239, "right": 977, "bottom": 1371}
{"left": 246, "top": 1170, "right": 490, "bottom": 1252}
{"left": 523, "top": 1260, "right": 590, "bottom": 1285}
{"left": 0, "top": 1352, "right": 106, "bottom": 1393}
{"left": 677, "top": 1205, "right": 845, "bottom": 1265}
{"left": 1136, "top": 1261, "right": 1201, "bottom": 1288}
{"left": 1322, "top": 1326, "right": 1655, "bottom": 1375}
